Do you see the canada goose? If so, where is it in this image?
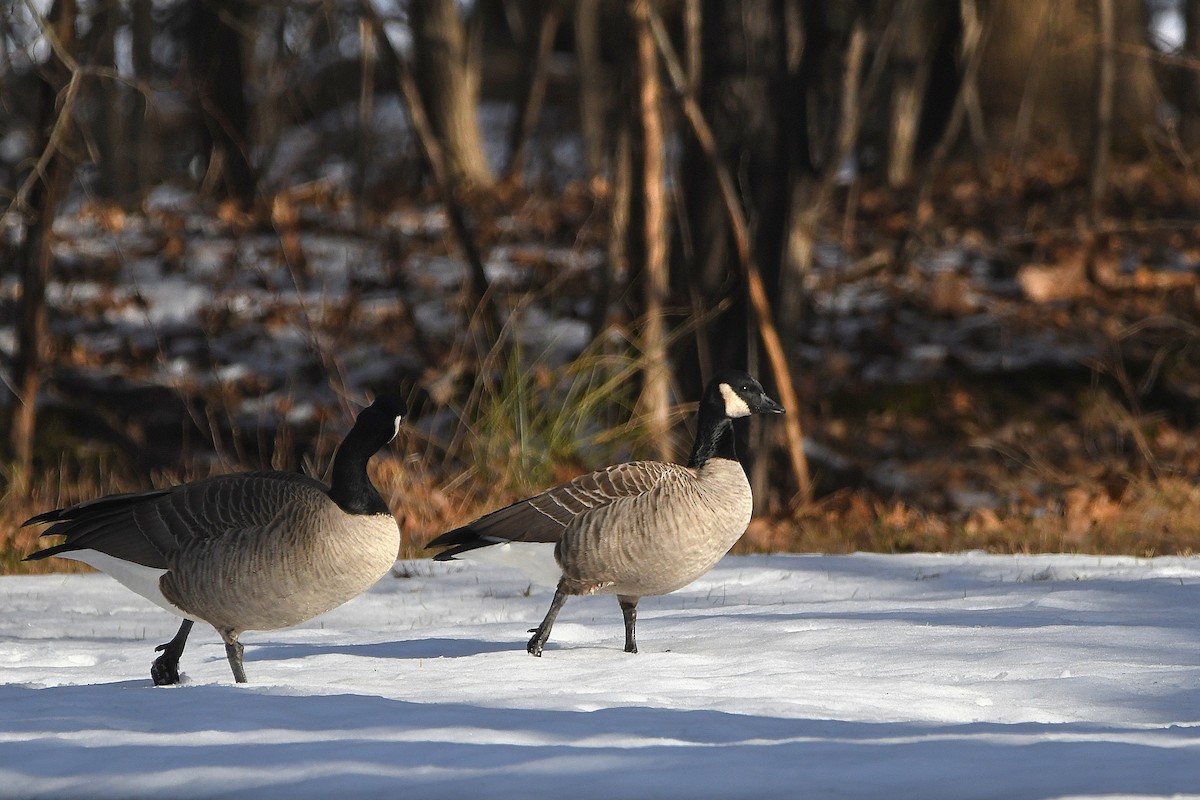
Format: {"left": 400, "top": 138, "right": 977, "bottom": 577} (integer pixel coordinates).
{"left": 426, "top": 370, "right": 784, "bottom": 656}
{"left": 23, "top": 395, "right": 405, "bottom": 685}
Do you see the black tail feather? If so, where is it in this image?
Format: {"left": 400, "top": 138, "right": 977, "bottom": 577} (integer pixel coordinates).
{"left": 424, "top": 525, "right": 479, "bottom": 551}
{"left": 426, "top": 525, "right": 496, "bottom": 561}
{"left": 22, "top": 488, "right": 171, "bottom": 528}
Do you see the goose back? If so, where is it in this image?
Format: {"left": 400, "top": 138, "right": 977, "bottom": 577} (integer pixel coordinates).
{"left": 555, "top": 456, "right": 752, "bottom": 597}
{"left": 441, "top": 460, "right": 684, "bottom": 550}
{"left": 31, "top": 471, "right": 400, "bottom": 633}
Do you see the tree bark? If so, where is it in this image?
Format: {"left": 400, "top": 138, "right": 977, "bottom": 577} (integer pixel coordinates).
{"left": 1182, "top": 0, "right": 1200, "bottom": 154}
{"left": 410, "top": 0, "right": 495, "bottom": 187}
{"left": 10, "top": 0, "right": 79, "bottom": 482}
{"left": 129, "top": 0, "right": 156, "bottom": 194}
{"left": 886, "top": 0, "right": 948, "bottom": 187}
{"left": 629, "top": 0, "right": 672, "bottom": 463}
{"left": 185, "top": 0, "right": 257, "bottom": 205}
{"left": 1089, "top": 0, "right": 1114, "bottom": 220}
{"left": 89, "top": 0, "right": 121, "bottom": 198}
{"left": 574, "top": 0, "right": 608, "bottom": 184}
{"left": 504, "top": 0, "right": 565, "bottom": 182}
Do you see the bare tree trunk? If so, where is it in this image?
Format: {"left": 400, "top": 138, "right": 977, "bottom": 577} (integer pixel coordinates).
{"left": 886, "top": 0, "right": 944, "bottom": 188}
{"left": 1090, "top": 0, "right": 1114, "bottom": 221}
{"left": 355, "top": 14, "right": 377, "bottom": 218}
{"left": 959, "top": 0, "right": 988, "bottom": 157}
{"left": 1182, "top": 0, "right": 1200, "bottom": 154}
{"left": 1083, "top": 0, "right": 1116, "bottom": 287}
{"left": 591, "top": 126, "right": 631, "bottom": 339}
{"left": 90, "top": 0, "right": 121, "bottom": 198}
{"left": 11, "top": 0, "right": 79, "bottom": 483}
{"left": 683, "top": 0, "right": 701, "bottom": 95}
{"left": 504, "top": 0, "right": 565, "bottom": 183}
{"left": 629, "top": 0, "right": 672, "bottom": 462}
{"left": 410, "top": 0, "right": 495, "bottom": 187}
{"left": 129, "top": 0, "right": 156, "bottom": 194}
{"left": 574, "top": 0, "right": 608, "bottom": 184}
{"left": 185, "top": 0, "right": 256, "bottom": 205}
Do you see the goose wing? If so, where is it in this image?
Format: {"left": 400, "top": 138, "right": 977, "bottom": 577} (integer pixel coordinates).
{"left": 427, "top": 461, "right": 686, "bottom": 558}
{"left": 24, "top": 471, "right": 327, "bottom": 569}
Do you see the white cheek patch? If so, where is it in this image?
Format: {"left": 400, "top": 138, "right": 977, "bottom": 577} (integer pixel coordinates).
{"left": 719, "top": 383, "right": 752, "bottom": 418}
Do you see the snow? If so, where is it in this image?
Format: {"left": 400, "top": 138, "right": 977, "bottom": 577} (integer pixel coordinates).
{"left": 2, "top": 552, "right": 1200, "bottom": 798}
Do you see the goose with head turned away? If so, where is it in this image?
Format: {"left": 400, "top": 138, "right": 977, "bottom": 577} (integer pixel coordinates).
{"left": 23, "top": 395, "right": 406, "bottom": 685}
{"left": 425, "top": 370, "right": 785, "bottom": 656}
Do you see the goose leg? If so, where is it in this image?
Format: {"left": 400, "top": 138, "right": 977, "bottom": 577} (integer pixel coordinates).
{"left": 618, "top": 595, "right": 639, "bottom": 653}
{"left": 527, "top": 586, "right": 569, "bottom": 657}
{"left": 220, "top": 629, "right": 248, "bottom": 683}
{"left": 151, "top": 619, "right": 194, "bottom": 686}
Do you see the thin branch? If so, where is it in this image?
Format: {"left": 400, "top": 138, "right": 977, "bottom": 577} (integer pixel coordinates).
{"left": 20, "top": 0, "right": 79, "bottom": 72}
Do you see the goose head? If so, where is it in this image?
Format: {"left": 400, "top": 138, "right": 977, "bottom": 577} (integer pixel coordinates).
{"left": 354, "top": 394, "right": 409, "bottom": 448}
{"left": 686, "top": 371, "right": 784, "bottom": 468}
{"left": 328, "top": 395, "right": 407, "bottom": 515}
{"left": 707, "top": 370, "right": 785, "bottom": 419}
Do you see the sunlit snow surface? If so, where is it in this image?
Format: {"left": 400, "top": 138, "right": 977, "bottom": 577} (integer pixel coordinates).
{"left": 2, "top": 552, "right": 1199, "bottom": 799}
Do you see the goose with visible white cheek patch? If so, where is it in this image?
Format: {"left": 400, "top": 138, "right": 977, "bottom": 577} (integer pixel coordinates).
{"left": 23, "top": 396, "right": 406, "bottom": 685}
{"left": 426, "top": 370, "right": 785, "bottom": 656}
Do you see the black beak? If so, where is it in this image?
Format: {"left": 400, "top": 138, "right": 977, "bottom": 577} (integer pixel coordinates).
{"left": 755, "top": 393, "right": 785, "bottom": 414}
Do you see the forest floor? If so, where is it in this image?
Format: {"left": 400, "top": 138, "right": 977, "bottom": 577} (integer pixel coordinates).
{"left": 2, "top": 152, "right": 1199, "bottom": 571}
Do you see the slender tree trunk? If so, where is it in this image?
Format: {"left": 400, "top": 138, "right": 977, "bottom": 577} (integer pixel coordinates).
{"left": 410, "top": 0, "right": 495, "bottom": 187}
{"left": 90, "top": 0, "right": 121, "bottom": 198}
{"left": 185, "top": 0, "right": 256, "bottom": 205}
{"left": 11, "top": 0, "right": 79, "bottom": 483}
{"left": 1182, "top": 0, "right": 1200, "bottom": 154}
{"left": 129, "top": 0, "right": 155, "bottom": 195}
{"left": 629, "top": 0, "right": 672, "bottom": 462}
{"left": 591, "top": 126, "right": 631, "bottom": 339}
{"left": 683, "top": 0, "right": 701, "bottom": 95}
{"left": 1090, "top": 0, "right": 1114, "bottom": 220}
{"left": 355, "top": 14, "right": 377, "bottom": 217}
{"left": 575, "top": 0, "right": 608, "bottom": 184}
{"left": 886, "top": 0, "right": 944, "bottom": 188}
{"left": 504, "top": 0, "right": 565, "bottom": 182}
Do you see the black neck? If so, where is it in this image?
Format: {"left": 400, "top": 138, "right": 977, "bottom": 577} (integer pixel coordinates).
{"left": 687, "top": 406, "right": 738, "bottom": 468}
{"left": 327, "top": 423, "right": 391, "bottom": 516}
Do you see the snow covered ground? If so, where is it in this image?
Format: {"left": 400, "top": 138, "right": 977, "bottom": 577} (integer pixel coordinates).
{"left": 2, "top": 552, "right": 1200, "bottom": 799}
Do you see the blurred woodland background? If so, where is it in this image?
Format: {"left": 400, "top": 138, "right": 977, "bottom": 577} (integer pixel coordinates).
{"left": 2, "top": 0, "right": 1199, "bottom": 571}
